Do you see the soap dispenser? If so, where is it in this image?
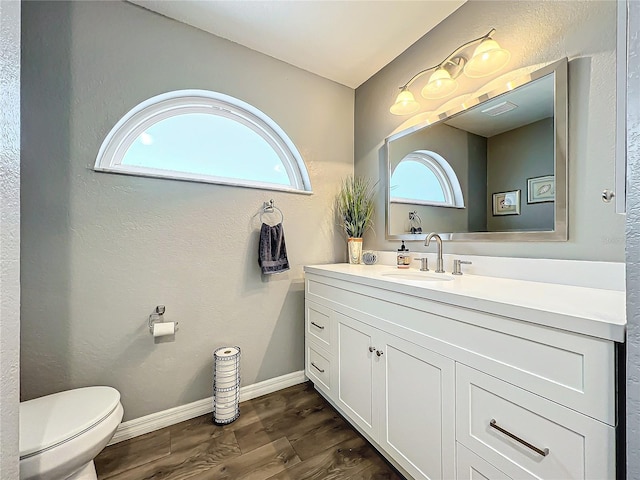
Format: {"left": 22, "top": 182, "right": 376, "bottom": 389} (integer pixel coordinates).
{"left": 397, "top": 241, "right": 411, "bottom": 269}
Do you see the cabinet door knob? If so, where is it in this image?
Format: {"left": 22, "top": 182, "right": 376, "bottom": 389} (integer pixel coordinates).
{"left": 376, "top": 350, "right": 384, "bottom": 356}
{"left": 369, "top": 346, "right": 376, "bottom": 352}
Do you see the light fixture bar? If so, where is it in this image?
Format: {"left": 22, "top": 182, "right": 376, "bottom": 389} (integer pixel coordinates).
{"left": 398, "top": 29, "right": 496, "bottom": 90}
{"left": 399, "top": 63, "right": 443, "bottom": 90}
{"left": 390, "top": 28, "right": 510, "bottom": 116}
{"left": 439, "top": 28, "right": 497, "bottom": 73}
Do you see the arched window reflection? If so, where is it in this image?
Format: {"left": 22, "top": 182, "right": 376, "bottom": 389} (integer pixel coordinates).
{"left": 390, "top": 150, "right": 464, "bottom": 208}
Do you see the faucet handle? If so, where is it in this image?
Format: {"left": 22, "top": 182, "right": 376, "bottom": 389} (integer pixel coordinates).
{"left": 416, "top": 257, "right": 429, "bottom": 271}
{"left": 452, "top": 259, "right": 472, "bottom": 276}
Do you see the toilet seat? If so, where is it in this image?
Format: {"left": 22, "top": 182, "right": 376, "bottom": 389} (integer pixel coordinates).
{"left": 20, "top": 386, "right": 121, "bottom": 459}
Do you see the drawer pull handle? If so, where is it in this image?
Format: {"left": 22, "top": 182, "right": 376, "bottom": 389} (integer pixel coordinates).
{"left": 489, "top": 419, "right": 550, "bottom": 457}
{"left": 311, "top": 362, "right": 325, "bottom": 373}
{"left": 310, "top": 321, "right": 325, "bottom": 330}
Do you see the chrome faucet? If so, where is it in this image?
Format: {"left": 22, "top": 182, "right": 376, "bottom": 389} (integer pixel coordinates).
{"left": 424, "top": 233, "right": 445, "bottom": 273}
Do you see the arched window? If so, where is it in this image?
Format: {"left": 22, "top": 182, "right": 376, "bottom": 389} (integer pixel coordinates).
{"left": 390, "top": 150, "right": 464, "bottom": 208}
{"left": 94, "top": 90, "right": 312, "bottom": 193}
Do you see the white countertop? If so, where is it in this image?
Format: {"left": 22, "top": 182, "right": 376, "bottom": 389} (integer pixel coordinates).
{"left": 304, "top": 263, "right": 626, "bottom": 342}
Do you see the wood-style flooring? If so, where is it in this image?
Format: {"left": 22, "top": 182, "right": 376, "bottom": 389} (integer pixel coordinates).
{"left": 95, "top": 382, "right": 404, "bottom": 480}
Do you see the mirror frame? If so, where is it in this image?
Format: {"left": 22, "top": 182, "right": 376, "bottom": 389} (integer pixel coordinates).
{"left": 384, "top": 58, "right": 568, "bottom": 242}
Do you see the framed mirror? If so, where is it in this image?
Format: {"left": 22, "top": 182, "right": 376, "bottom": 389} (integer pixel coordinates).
{"left": 385, "top": 58, "right": 567, "bottom": 241}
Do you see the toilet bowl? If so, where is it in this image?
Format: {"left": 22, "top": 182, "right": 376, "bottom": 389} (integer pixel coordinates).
{"left": 20, "top": 386, "right": 124, "bottom": 480}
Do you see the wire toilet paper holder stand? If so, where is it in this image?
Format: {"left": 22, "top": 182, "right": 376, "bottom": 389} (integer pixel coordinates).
{"left": 148, "top": 305, "right": 178, "bottom": 334}
{"left": 213, "top": 346, "right": 241, "bottom": 425}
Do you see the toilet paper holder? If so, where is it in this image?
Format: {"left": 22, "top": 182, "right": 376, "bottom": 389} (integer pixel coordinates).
{"left": 148, "top": 305, "right": 178, "bottom": 334}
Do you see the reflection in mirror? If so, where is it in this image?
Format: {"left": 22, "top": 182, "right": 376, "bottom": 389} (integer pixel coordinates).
{"left": 385, "top": 58, "right": 567, "bottom": 242}
{"left": 390, "top": 150, "right": 465, "bottom": 208}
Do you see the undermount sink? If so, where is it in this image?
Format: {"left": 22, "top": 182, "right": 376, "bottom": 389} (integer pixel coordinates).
{"left": 381, "top": 271, "right": 454, "bottom": 282}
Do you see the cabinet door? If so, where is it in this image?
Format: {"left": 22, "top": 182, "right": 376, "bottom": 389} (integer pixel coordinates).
{"left": 336, "top": 312, "right": 377, "bottom": 437}
{"left": 377, "top": 332, "right": 456, "bottom": 480}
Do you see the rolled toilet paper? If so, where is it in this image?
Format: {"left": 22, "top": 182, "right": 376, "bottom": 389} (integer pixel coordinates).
{"left": 214, "top": 346, "right": 240, "bottom": 359}
{"left": 153, "top": 321, "right": 175, "bottom": 337}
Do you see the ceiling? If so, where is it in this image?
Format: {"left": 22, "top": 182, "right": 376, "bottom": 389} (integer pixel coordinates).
{"left": 445, "top": 74, "right": 555, "bottom": 137}
{"left": 129, "top": 1, "right": 466, "bottom": 89}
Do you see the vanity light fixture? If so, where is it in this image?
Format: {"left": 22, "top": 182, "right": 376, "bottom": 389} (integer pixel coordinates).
{"left": 389, "top": 87, "right": 420, "bottom": 116}
{"left": 390, "top": 28, "right": 511, "bottom": 115}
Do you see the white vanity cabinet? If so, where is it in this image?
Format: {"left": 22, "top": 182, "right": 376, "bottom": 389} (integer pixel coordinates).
{"left": 304, "top": 265, "right": 621, "bottom": 480}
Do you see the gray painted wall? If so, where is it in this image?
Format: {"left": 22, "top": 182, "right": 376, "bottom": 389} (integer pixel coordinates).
{"left": 0, "top": 0, "right": 21, "bottom": 477}
{"left": 487, "top": 118, "right": 554, "bottom": 232}
{"left": 467, "top": 133, "right": 488, "bottom": 232}
{"left": 20, "top": 1, "right": 353, "bottom": 421}
{"left": 355, "top": 0, "right": 624, "bottom": 261}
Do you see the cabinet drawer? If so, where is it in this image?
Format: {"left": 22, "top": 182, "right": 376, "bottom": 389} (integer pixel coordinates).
{"left": 306, "top": 343, "right": 331, "bottom": 392}
{"left": 306, "top": 301, "right": 332, "bottom": 349}
{"left": 457, "top": 443, "right": 512, "bottom": 480}
{"left": 456, "top": 364, "right": 615, "bottom": 480}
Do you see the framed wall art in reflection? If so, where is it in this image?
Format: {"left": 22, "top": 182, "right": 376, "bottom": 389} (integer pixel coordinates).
{"left": 527, "top": 175, "right": 555, "bottom": 203}
{"left": 492, "top": 190, "right": 520, "bottom": 216}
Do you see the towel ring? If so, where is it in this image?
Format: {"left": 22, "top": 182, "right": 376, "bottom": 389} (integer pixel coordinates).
{"left": 260, "top": 199, "right": 284, "bottom": 224}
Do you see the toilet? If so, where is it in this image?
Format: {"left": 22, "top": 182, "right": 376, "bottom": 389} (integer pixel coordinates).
{"left": 19, "top": 386, "right": 124, "bottom": 480}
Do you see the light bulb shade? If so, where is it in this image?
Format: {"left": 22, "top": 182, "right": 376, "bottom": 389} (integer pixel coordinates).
{"left": 421, "top": 68, "right": 458, "bottom": 100}
{"left": 464, "top": 38, "right": 511, "bottom": 78}
{"left": 390, "top": 88, "right": 420, "bottom": 115}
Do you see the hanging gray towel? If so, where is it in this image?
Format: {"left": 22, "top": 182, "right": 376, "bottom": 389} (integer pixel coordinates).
{"left": 258, "top": 223, "right": 290, "bottom": 275}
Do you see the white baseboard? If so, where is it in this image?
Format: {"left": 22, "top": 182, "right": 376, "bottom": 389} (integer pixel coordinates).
{"left": 108, "top": 370, "right": 307, "bottom": 445}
